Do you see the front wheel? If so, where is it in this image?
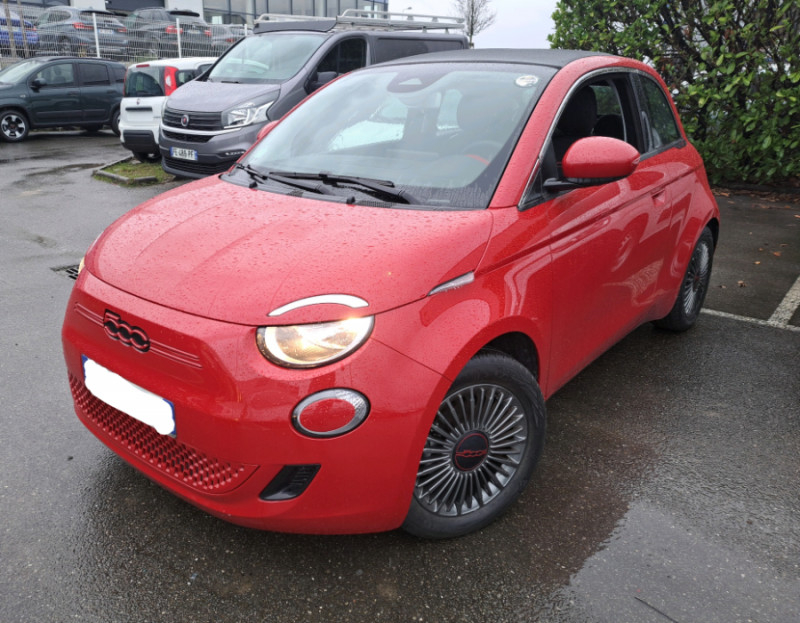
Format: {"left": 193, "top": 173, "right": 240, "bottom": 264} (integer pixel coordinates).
{"left": 403, "top": 352, "right": 546, "bottom": 539}
{"left": 0, "top": 109, "right": 30, "bottom": 142}
{"left": 654, "top": 227, "right": 715, "bottom": 332}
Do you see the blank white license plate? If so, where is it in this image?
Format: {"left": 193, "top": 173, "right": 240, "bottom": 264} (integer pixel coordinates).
{"left": 171, "top": 147, "right": 198, "bottom": 161}
{"left": 83, "top": 356, "right": 175, "bottom": 435}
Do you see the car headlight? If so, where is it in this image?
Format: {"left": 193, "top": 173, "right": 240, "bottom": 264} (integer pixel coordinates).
{"left": 256, "top": 317, "right": 374, "bottom": 368}
{"left": 223, "top": 100, "right": 273, "bottom": 129}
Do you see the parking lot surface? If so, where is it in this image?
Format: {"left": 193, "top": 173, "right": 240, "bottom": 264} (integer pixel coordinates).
{"left": 1, "top": 132, "right": 798, "bottom": 623}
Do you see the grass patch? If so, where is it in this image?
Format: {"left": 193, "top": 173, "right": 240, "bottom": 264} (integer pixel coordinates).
{"left": 97, "top": 158, "right": 174, "bottom": 185}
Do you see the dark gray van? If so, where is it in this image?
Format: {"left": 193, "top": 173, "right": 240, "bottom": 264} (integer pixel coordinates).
{"left": 159, "top": 10, "right": 467, "bottom": 178}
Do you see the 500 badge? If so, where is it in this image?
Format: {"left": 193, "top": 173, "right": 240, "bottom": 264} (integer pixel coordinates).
{"left": 103, "top": 310, "right": 150, "bottom": 353}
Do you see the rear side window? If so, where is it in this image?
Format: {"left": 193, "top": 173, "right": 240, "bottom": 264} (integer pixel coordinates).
{"left": 79, "top": 63, "right": 110, "bottom": 86}
{"left": 373, "top": 38, "right": 465, "bottom": 64}
{"left": 125, "top": 67, "right": 164, "bottom": 97}
{"left": 634, "top": 75, "right": 681, "bottom": 153}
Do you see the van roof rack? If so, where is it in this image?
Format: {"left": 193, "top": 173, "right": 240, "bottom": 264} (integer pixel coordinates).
{"left": 254, "top": 9, "right": 465, "bottom": 34}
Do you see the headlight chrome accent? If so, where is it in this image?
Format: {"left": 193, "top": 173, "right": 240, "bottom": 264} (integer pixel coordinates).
{"left": 268, "top": 294, "right": 368, "bottom": 317}
{"left": 223, "top": 100, "right": 274, "bottom": 129}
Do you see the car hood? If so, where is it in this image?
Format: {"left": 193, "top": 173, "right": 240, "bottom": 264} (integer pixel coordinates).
{"left": 87, "top": 177, "right": 492, "bottom": 325}
{"left": 168, "top": 80, "right": 281, "bottom": 112}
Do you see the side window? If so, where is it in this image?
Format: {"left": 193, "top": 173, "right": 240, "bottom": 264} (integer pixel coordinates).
{"left": 635, "top": 75, "right": 681, "bottom": 153}
{"left": 36, "top": 63, "right": 75, "bottom": 87}
{"left": 373, "top": 38, "right": 466, "bottom": 64}
{"left": 79, "top": 63, "right": 110, "bottom": 86}
{"left": 317, "top": 38, "right": 367, "bottom": 75}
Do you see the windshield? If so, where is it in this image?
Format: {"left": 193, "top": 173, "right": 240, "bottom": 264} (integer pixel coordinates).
{"left": 0, "top": 58, "right": 45, "bottom": 85}
{"left": 207, "top": 32, "right": 326, "bottom": 84}
{"left": 235, "top": 63, "right": 554, "bottom": 210}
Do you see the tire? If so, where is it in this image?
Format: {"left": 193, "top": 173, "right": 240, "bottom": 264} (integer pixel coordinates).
{"left": 110, "top": 109, "right": 121, "bottom": 136}
{"left": 58, "top": 37, "right": 73, "bottom": 56}
{"left": 403, "top": 352, "right": 546, "bottom": 539}
{"left": 132, "top": 151, "right": 160, "bottom": 163}
{"left": 0, "top": 109, "right": 30, "bottom": 143}
{"left": 654, "top": 227, "right": 715, "bottom": 332}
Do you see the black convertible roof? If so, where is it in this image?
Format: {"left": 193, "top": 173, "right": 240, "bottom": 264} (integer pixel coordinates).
{"left": 378, "top": 48, "right": 613, "bottom": 69}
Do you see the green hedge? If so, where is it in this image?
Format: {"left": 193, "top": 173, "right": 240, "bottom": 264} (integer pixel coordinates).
{"left": 549, "top": 0, "right": 800, "bottom": 186}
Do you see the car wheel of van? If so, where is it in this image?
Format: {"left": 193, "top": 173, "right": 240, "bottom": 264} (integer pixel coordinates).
{"left": 654, "top": 227, "right": 715, "bottom": 332}
{"left": 0, "top": 109, "right": 30, "bottom": 142}
{"left": 403, "top": 352, "right": 546, "bottom": 539}
{"left": 110, "top": 109, "right": 121, "bottom": 136}
{"left": 58, "top": 37, "right": 73, "bottom": 56}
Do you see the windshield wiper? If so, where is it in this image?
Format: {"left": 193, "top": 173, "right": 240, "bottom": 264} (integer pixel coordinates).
{"left": 233, "top": 163, "right": 333, "bottom": 195}
{"left": 270, "top": 171, "right": 418, "bottom": 204}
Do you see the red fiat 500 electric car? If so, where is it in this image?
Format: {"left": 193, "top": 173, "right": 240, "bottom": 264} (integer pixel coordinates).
{"left": 62, "top": 49, "right": 719, "bottom": 538}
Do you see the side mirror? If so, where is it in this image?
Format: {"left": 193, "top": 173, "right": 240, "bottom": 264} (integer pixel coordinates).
{"left": 544, "top": 136, "right": 640, "bottom": 192}
{"left": 31, "top": 78, "right": 46, "bottom": 90}
{"left": 255, "top": 120, "right": 278, "bottom": 142}
{"left": 307, "top": 71, "right": 337, "bottom": 93}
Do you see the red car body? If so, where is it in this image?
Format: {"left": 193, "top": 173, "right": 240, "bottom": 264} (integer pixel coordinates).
{"left": 62, "top": 50, "right": 719, "bottom": 536}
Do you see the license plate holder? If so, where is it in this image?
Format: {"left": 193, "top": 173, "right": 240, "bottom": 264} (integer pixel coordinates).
{"left": 83, "top": 356, "right": 175, "bottom": 435}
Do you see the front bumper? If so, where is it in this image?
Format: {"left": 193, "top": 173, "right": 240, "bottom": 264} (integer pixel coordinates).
{"left": 159, "top": 123, "right": 260, "bottom": 179}
{"left": 62, "top": 270, "right": 447, "bottom": 533}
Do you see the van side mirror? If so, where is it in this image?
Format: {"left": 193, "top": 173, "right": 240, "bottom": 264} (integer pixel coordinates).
{"left": 544, "top": 136, "right": 640, "bottom": 192}
{"left": 307, "top": 71, "right": 337, "bottom": 93}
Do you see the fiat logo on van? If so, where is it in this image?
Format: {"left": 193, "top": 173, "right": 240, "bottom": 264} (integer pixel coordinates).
{"left": 181, "top": 114, "right": 190, "bottom": 128}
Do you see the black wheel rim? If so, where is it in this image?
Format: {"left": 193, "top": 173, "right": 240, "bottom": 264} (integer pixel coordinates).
{"left": 682, "top": 239, "right": 711, "bottom": 316}
{"left": 414, "top": 383, "right": 528, "bottom": 517}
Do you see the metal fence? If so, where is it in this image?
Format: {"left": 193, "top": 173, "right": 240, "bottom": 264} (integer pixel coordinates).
{"left": 0, "top": 6, "right": 247, "bottom": 69}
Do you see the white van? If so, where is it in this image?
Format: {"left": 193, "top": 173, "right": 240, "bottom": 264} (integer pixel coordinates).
{"left": 119, "top": 57, "right": 216, "bottom": 162}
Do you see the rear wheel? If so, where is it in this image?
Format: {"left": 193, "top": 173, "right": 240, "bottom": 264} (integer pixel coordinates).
{"left": 403, "top": 352, "right": 546, "bottom": 539}
{"left": 654, "top": 227, "right": 715, "bottom": 331}
{"left": 0, "top": 109, "right": 30, "bottom": 142}
{"left": 110, "top": 109, "right": 121, "bottom": 136}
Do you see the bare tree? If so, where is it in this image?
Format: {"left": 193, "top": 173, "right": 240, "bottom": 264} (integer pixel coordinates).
{"left": 451, "top": 0, "right": 496, "bottom": 47}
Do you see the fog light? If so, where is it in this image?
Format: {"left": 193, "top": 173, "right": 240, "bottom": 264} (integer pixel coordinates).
{"left": 223, "top": 150, "right": 246, "bottom": 157}
{"left": 292, "top": 389, "right": 369, "bottom": 438}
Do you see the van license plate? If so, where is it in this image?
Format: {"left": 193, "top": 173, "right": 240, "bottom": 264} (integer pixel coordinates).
{"left": 171, "top": 147, "right": 198, "bottom": 161}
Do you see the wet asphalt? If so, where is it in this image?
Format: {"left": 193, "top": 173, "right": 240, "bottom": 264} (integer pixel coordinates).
{"left": 1, "top": 131, "right": 798, "bottom": 623}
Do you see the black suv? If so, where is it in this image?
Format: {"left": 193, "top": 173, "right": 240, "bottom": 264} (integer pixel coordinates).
{"left": 124, "top": 8, "right": 213, "bottom": 59}
{"left": 0, "top": 57, "right": 125, "bottom": 142}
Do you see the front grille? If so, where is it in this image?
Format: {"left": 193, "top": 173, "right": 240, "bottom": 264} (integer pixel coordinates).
{"left": 164, "top": 156, "right": 233, "bottom": 176}
{"left": 70, "top": 374, "right": 257, "bottom": 494}
{"left": 163, "top": 108, "right": 222, "bottom": 132}
{"left": 162, "top": 129, "right": 212, "bottom": 144}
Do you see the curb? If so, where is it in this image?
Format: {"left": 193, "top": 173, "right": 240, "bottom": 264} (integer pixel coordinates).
{"left": 93, "top": 157, "right": 172, "bottom": 186}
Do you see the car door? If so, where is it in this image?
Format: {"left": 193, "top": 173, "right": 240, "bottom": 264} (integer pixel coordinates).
{"left": 27, "top": 61, "right": 82, "bottom": 126}
{"left": 534, "top": 73, "right": 679, "bottom": 391}
{"left": 77, "top": 62, "right": 116, "bottom": 123}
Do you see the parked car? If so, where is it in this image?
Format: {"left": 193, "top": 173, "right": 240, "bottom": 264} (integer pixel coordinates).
{"left": 62, "top": 49, "right": 719, "bottom": 538}
{"left": 35, "top": 7, "right": 128, "bottom": 59}
{"left": 119, "top": 56, "right": 217, "bottom": 162}
{"left": 0, "top": 11, "right": 39, "bottom": 57}
{"left": 159, "top": 9, "right": 468, "bottom": 178}
{"left": 209, "top": 23, "right": 246, "bottom": 56}
{"left": 124, "top": 8, "right": 213, "bottom": 59}
{"left": 0, "top": 56, "right": 124, "bottom": 142}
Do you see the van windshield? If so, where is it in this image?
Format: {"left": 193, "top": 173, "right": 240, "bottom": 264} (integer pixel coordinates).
{"left": 206, "top": 32, "right": 326, "bottom": 84}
